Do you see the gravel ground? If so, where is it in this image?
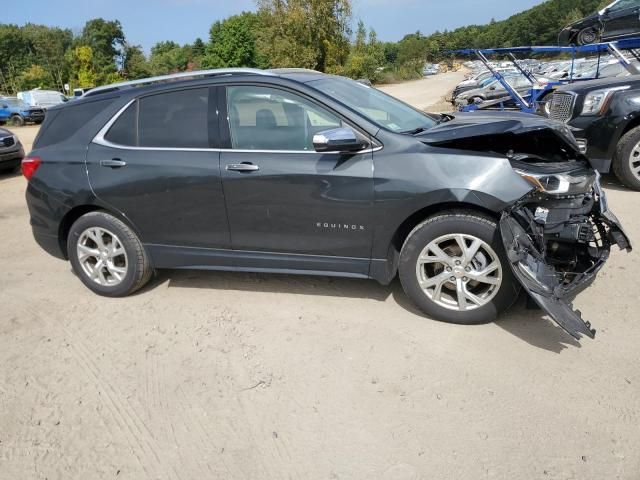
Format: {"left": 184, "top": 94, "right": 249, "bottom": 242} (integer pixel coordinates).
{"left": 1, "top": 75, "right": 639, "bottom": 480}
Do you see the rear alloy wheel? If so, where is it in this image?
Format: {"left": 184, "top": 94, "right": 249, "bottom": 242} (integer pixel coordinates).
{"left": 577, "top": 28, "right": 599, "bottom": 45}
{"left": 399, "top": 212, "right": 520, "bottom": 324}
{"left": 10, "top": 115, "right": 24, "bottom": 127}
{"left": 613, "top": 126, "right": 640, "bottom": 191}
{"left": 68, "top": 211, "right": 153, "bottom": 296}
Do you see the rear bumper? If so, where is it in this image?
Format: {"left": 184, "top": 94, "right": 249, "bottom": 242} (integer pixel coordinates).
{"left": 32, "top": 229, "right": 65, "bottom": 259}
{"left": 26, "top": 181, "right": 67, "bottom": 260}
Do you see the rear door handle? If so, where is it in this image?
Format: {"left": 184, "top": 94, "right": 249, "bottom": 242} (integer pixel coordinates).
{"left": 100, "top": 159, "right": 127, "bottom": 168}
{"left": 226, "top": 163, "right": 260, "bottom": 172}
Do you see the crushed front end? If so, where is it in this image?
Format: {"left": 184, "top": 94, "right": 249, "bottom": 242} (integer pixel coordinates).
{"left": 501, "top": 157, "right": 632, "bottom": 339}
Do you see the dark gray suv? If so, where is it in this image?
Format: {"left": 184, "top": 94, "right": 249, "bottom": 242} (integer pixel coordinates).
{"left": 24, "top": 68, "right": 631, "bottom": 340}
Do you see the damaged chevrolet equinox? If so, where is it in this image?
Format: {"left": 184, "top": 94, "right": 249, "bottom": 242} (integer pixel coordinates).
{"left": 24, "top": 68, "right": 632, "bottom": 339}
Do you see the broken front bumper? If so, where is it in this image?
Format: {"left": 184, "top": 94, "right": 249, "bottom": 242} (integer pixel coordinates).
{"left": 500, "top": 174, "right": 631, "bottom": 340}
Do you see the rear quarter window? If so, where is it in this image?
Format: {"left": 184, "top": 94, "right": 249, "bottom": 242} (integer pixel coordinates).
{"left": 34, "top": 99, "right": 113, "bottom": 149}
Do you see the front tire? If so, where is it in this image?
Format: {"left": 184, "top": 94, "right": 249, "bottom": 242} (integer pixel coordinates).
{"left": 399, "top": 211, "right": 520, "bottom": 325}
{"left": 613, "top": 126, "right": 640, "bottom": 191}
{"left": 67, "top": 211, "right": 153, "bottom": 297}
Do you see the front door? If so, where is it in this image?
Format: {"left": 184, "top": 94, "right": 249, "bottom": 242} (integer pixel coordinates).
{"left": 602, "top": 0, "right": 640, "bottom": 39}
{"left": 219, "top": 84, "right": 374, "bottom": 272}
{"left": 87, "top": 87, "right": 231, "bottom": 251}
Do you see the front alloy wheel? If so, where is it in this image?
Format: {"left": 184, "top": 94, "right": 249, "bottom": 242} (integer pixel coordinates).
{"left": 415, "top": 234, "right": 502, "bottom": 312}
{"left": 399, "top": 212, "right": 520, "bottom": 324}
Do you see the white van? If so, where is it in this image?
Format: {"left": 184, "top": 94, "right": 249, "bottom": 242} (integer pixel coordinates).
{"left": 17, "top": 89, "right": 68, "bottom": 110}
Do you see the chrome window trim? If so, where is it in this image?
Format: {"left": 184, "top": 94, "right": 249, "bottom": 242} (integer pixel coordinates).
{"left": 92, "top": 97, "right": 383, "bottom": 155}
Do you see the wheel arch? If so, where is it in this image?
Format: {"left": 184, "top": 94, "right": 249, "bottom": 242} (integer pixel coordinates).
{"left": 620, "top": 115, "right": 640, "bottom": 140}
{"left": 370, "top": 201, "right": 501, "bottom": 285}
{"left": 58, "top": 204, "right": 143, "bottom": 259}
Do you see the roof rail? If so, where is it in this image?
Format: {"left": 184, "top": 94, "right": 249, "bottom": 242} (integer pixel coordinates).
{"left": 83, "top": 68, "right": 275, "bottom": 97}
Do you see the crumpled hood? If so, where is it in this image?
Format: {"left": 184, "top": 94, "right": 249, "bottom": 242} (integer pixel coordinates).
{"left": 417, "top": 111, "right": 583, "bottom": 158}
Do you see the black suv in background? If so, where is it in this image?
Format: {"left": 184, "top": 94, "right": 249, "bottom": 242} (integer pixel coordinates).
{"left": 548, "top": 75, "right": 640, "bottom": 190}
{"left": 559, "top": 0, "right": 640, "bottom": 45}
{"left": 23, "top": 69, "right": 631, "bottom": 340}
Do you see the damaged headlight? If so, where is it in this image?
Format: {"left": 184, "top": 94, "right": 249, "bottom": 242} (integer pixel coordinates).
{"left": 514, "top": 168, "right": 596, "bottom": 195}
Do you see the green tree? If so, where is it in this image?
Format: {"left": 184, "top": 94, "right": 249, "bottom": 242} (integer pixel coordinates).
{"left": 122, "top": 44, "right": 151, "bottom": 79}
{"left": 339, "top": 22, "right": 385, "bottom": 81}
{"left": 203, "top": 12, "right": 263, "bottom": 68}
{"left": 80, "top": 18, "right": 125, "bottom": 79}
{"left": 149, "top": 41, "right": 191, "bottom": 74}
{"left": 22, "top": 24, "right": 73, "bottom": 91}
{"left": 71, "top": 45, "right": 97, "bottom": 88}
{"left": 256, "top": 0, "right": 352, "bottom": 71}
{"left": 18, "top": 64, "right": 50, "bottom": 90}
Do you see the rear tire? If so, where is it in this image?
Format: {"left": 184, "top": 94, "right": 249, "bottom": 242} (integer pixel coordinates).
{"left": 577, "top": 28, "right": 599, "bottom": 46}
{"left": 67, "top": 211, "right": 153, "bottom": 297}
{"left": 10, "top": 115, "right": 24, "bottom": 127}
{"left": 613, "top": 126, "right": 640, "bottom": 191}
{"left": 398, "top": 211, "right": 520, "bottom": 325}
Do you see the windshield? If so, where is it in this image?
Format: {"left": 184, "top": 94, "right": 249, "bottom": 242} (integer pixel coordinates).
{"left": 309, "top": 76, "right": 436, "bottom": 133}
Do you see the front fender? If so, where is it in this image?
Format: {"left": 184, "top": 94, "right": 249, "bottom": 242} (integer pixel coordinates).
{"left": 371, "top": 146, "right": 534, "bottom": 260}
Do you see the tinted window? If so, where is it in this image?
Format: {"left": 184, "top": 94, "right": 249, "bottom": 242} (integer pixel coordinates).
{"left": 227, "top": 86, "right": 342, "bottom": 151}
{"left": 34, "top": 99, "right": 113, "bottom": 149}
{"left": 105, "top": 101, "right": 137, "bottom": 146}
{"left": 138, "top": 88, "right": 209, "bottom": 148}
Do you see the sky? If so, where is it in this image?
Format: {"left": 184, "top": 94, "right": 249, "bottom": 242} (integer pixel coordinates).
{"left": 7, "top": 0, "right": 544, "bottom": 52}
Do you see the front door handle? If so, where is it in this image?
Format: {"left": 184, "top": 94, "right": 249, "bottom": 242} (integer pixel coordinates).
{"left": 226, "top": 163, "right": 260, "bottom": 172}
{"left": 100, "top": 159, "right": 127, "bottom": 168}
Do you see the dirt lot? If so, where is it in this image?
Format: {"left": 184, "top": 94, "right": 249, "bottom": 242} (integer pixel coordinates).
{"left": 1, "top": 75, "right": 639, "bottom": 480}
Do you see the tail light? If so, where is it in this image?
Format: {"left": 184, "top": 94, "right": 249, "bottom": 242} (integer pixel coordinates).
{"left": 21, "top": 156, "right": 41, "bottom": 181}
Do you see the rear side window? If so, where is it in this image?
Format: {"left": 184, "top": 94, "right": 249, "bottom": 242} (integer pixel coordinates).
{"left": 34, "top": 99, "right": 112, "bottom": 149}
{"left": 105, "top": 102, "right": 137, "bottom": 146}
{"left": 138, "top": 88, "right": 209, "bottom": 148}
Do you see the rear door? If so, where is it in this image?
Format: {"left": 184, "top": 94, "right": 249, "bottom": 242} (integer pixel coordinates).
{"left": 602, "top": 0, "right": 640, "bottom": 39}
{"left": 87, "top": 86, "right": 231, "bottom": 250}
{"left": 218, "top": 84, "right": 374, "bottom": 272}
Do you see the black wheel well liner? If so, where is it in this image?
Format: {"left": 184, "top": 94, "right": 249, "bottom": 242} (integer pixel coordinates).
{"left": 620, "top": 115, "right": 640, "bottom": 139}
{"left": 58, "top": 205, "right": 104, "bottom": 258}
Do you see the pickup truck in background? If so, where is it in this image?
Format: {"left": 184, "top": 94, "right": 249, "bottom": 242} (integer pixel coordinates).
{"left": 0, "top": 97, "right": 45, "bottom": 126}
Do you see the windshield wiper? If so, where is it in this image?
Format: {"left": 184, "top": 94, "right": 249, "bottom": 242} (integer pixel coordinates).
{"left": 403, "top": 126, "right": 431, "bottom": 135}
{"left": 435, "top": 113, "right": 454, "bottom": 124}
{"left": 403, "top": 114, "right": 455, "bottom": 135}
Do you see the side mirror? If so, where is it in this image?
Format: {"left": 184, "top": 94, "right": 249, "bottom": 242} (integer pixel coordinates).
{"left": 1, "top": 104, "right": 8, "bottom": 109}
{"left": 489, "top": 85, "right": 496, "bottom": 91}
{"left": 313, "top": 127, "right": 367, "bottom": 153}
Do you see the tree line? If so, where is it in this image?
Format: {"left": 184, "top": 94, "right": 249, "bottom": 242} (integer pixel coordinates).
{"left": 0, "top": 0, "right": 613, "bottom": 94}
